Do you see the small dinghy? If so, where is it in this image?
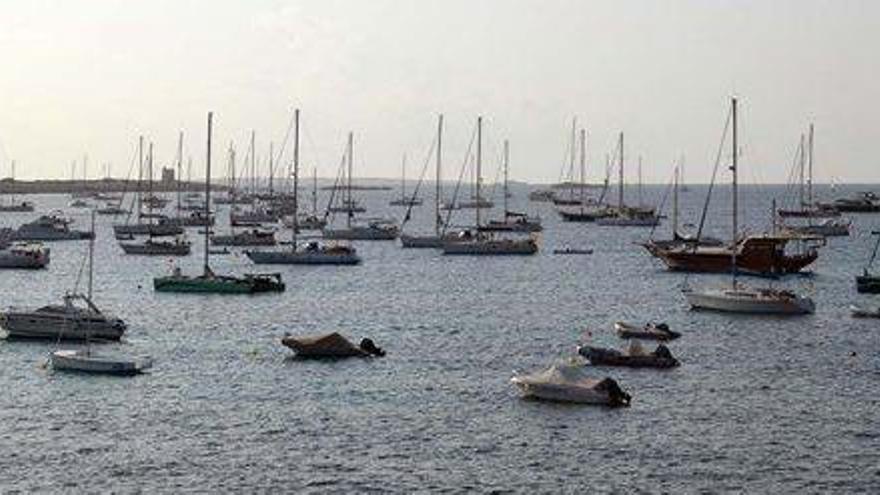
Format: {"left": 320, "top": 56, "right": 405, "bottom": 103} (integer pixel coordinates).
{"left": 614, "top": 321, "right": 681, "bottom": 341}
{"left": 552, "top": 247, "right": 593, "bottom": 255}
{"left": 578, "top": 341, "right": 680, "bottom": 369}
{"left": 510, "top": 362, "right": 631, "bottom": 406}
{"left": 49, "top": 349, "right": 153, "bottom": 376}
{"left": 281, "top": 332, "right": 385, "bottom": 358}
{"left": 850, "top": 305, "right": 880, "bottom": 318}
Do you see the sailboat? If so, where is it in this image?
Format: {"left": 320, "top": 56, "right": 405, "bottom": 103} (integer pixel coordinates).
{"left": 285, "top": 167, "right": 327, "bottom": 231}
{"left": 389, "top": 153, "right": 422, "bottom": 206}
{"left": 856, "top": 230, "right": 880, "bottom": 293}
{"left": 323, "top": 133, "right": 400, "bottom": 241}
{"left": 1, "top": 211, "right": 127, "bottom": 340}
{"left": 481, "top": 140, "right": 542, "bottom": 233}
{"left": 0, "top": 160, "right": 35, "bottom": 212}
{"left": 400, "top": 115, "right": 459, "bottom": 248}
{"left": 113, "top": 137, "right": 184, "bottom": 238}
{"left": 596, "top": 133, "right": 660, "bottom": 227}
{"left": 557, "top": 129, "right": 611, "bottom": 222}
{"left": 777, "top": 125, "right": 850, "bottom": 237}
{"left": 442, "top": 117, "right": 538, "bottom": 255}
{"left": 684, "top": 97, "right": 815, "bottom": 315}
{"left": 247, "top": 109, "right": 360, "bottom": 265}
{"left": 212, "top": 143, "right": 276, "bottom": 246}
{"left": 119, "top": 142, "right": 192, "bottom": 255}
{"left": 552, "top": 118, "right": 584, "bottom": 207}
{"left": 153, "top": 112, "right": 285, "bottom": 294}
{"left": 44, "top": 211, "right": 152, "bottom": 375}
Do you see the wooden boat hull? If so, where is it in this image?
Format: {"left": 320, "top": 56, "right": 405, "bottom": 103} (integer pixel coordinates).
{"left": 649, "top": 237, "right": 819, "bottom": 276}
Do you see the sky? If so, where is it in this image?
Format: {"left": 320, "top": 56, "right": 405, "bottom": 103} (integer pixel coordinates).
{"left": 0, "top": 0, "right": 877, "bottom": 184}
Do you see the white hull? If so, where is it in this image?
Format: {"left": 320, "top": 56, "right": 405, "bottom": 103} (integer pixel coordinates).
{"left": 50, "top": 349, "right": 152, "bottom": 375}
{"left": 323, "top": 227, "right": 399, "bottom": 241}
{"left": 511, "top": 380, "right": 616, "bottom": 405}
{"left": 685, "top": 288, "right": 815, "bottom": 314}
{"left": 597, "top": 216, "right": 660, "bottom": 227}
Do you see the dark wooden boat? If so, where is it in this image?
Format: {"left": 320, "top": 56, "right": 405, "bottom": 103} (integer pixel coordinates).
{"left": 645, "top": 235, "right": 821, "bottom": 276}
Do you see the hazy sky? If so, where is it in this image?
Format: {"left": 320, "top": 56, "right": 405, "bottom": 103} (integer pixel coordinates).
{"left": 1, "top": 0, "right": 877, "bottom": 184}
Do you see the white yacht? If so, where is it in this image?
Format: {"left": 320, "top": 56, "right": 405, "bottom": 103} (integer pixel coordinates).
{"left": 685, "top": 286, "right": 815, "bottom": 315}
{"left": 6, "top": 213, "right": 93, "bottom": 241}
{"left": 2, "top": 293, "right": 126, "bottom": 340}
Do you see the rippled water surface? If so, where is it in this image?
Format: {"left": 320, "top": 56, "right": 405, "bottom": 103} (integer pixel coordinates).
{"left": 1, "top": 184, "right": 879, "bottom": 493}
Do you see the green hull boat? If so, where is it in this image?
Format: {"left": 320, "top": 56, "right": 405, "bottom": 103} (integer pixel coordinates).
{"left": 153, "top": 273, "right": 285, "bottom": 294}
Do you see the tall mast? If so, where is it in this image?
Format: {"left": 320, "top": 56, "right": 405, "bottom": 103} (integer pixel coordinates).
{"left": 401, "top": 153, "right": 406, "bottom": 201}
{"left": 312, "top": 167, "right": 318, "bottom": 215}
{"left": 579, "top": 129, "right": 586, "bottom": 213}
{"left": 9, "top": 160, "right": 15, "bottom": 204}
{"left": 673, "top": 163, "right": 679, "bottom": 237}
{"left": 148, "top": 142, "right": 154, "bottom": 232}
{"left": 347, "top": 132, "right": 353, "bottom": 229}
{"left": 807, "top": 123, "right": 814, "bottom": 207}
{"left": 798, "top": 133, "right": 805, "bottom": 209}
{"left": 204, "top": 112, "right": 213, "bottom": 275}
{"left": 618, "top": 132, "right": 624, "bottom": 213}
{"left": 136, "top": 137, "right": 143, "bottom": 223}
{"left": 731, "top": 97, "right": 739, "bottom": 287}
{"left": 503, "top": 139, "right": 509, "bottom": 214}
{"left": 229, "top": 144, "right": 236, "bottom": 235}
{"left": 568, "top": 117, "right": 577, "bottom": 200}
{"left": 250, "top": 130, "right": 256, "bottom": 196}
{"left": 268, "top": 142, "right": 274, "bottom": 196}
{"left": 435, "top": 114, "right": 443, "bottom": 236}
{"left": 176, "top": 131, "right": 183, "bottom": 218}
{"left": 476, "top": 116, "right": 482, "bottom": 228}
{"left": 638, "top": 156, "right": 643, "bottom": 207}
{"left": 88, "top": 209, "right": 95, "bottom": 301}
{"left": 292, "top": 109, "right": 300, "bottom": 249}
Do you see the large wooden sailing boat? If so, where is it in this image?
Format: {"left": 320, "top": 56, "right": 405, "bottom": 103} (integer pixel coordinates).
{"left": 246, "top": 109, "right": 360, "bottom": 265}
{"left": 153, "top": 112, "right": 285, "bottom": 294}
{"left": 645, "top": 110, "right": 822, "bottom": 277}
{"left": 684, "top": 97, "right": 815, "bottom": 314}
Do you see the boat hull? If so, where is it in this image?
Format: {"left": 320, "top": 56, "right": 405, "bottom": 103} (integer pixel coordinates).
{"left": 442, "top": 239, "right": 538, "bottom": 255}
{"left": 323, "top": 227, "right": 399, "bottom": 241}
{"left": 119, "top": 242, "right": 191, "bottom": 256}
{"left": 399, "top": 234, "right": 445, "bottom": 248}
{"left": 684, "top": 289, "right": 815, "bottom": 314}
{"left": 153, "top": 274, "right": 285, "bottom": 293}
{"left": 1, "top": 313, "right": 125, "bottom": 340}
{"left": 113, "top": 224, "right": 184, "bottom": 237}
{"left": 856, "top": 274, "right": 880, "bottom": 293}
{"left": 50, "top": 350, "right": 152, "bottom": 376}
{"left": 246, "top": 249, "right": 361, "bottom": 265}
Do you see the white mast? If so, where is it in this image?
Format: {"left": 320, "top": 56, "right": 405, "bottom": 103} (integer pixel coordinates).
{"left": 731, "top": 97, "right": 739, "bottom": 288}
{"left": 476, "top": 116, "right": 482, "bottom": 228}
{"left": 292, "top": 109, "right": 300, "bottom": 249}
{"left": 347, "top": 132, "right": 353, "bottom": 229}
{"left": 807, "top": 123, "right": 814, "bottom": 207}
{"left": 618, "top": 132, "right": 624, "bottom": 213}
{"left": 579, "top": 129, "right": 586, "bottom": 213}
{"left": 503, "top": 139, "right": 509, "bottom": 215}
{"left": 435, "top": 114, "right": 443, "bottom": 236}
{"left": 204, "top": 112, "right": 213, "bottom": 275}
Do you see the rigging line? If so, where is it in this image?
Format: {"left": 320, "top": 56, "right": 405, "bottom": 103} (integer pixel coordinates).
{"left": 120, "top": 140, "right": 142, "bottom": 224}
{"left": 780, "top": 136, "right": 802, "bottom": 208}
{"left": 647, "top": 165, "right": 675, "bottom": 241}
{"left": 442, "top": 122, "right": 479, "bottom": 234}
{"left": 400, "top": 132, "right": 438, "bottom": 228}
{"left": 322, "top": 147, "right": 348, "bottom": 223}
{"left": 695, "top": 103, "right": 733, "bottom": 244}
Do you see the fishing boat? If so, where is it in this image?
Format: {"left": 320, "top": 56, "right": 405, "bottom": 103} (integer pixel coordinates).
{"left": 153, "top": 112, "right": 285, "bottom": 294}
{"left": 0, "top": 160, "right": 35, "bottom": 212}
{"left": 856, "top": 231, "right": 880, "bottom": 293}
{"left": 683, "top": 97, "right": 815, "bottom": 315}
{"left": 281, "top": 332, "right": 385, "bottom": 358}
{"left": 577, "top": 342, "right": 680, "bottom": 369}
{"left": 246, "top": 109, "right": 361, "bottom": 265}
{"left": 510, "top": 362, "right": 631, "bottom": 406}
{"left": 1, "top": 213, "right": 126, "bottom": 340}
{"left": 0, "top": 241, "right": 50, "bottom": 268}
{"left": 442, "top": 117, "right": 538, "bottom": 255}
{"left": 614, "top": 321, "right": 680, "bottom": 341}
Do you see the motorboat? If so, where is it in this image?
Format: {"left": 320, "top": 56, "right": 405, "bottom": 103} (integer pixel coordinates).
{"left": 113, "top": 222, "right": 184, "bottom": 237}
{"left": 510, "top": 362, "right": 631, "bottom": 406}
{"left": 283, "top": 214, "right": 327, "bottom": 231}
{"left": 0, "top": 201, "right": 35, "bottom": 212}
{"left": 323, "top": 219, "right": 400, "bottom": 241}
{"left": 779, "top": 218, "right": 851, "bottom": 238}
{"left": 0, "top": 242, "right": 50, "bottom": 268}
{"left": 1, "top": 294, "right": 126, "bottom": 341}
{"left": 5, "top": 214, "right": 93, "bottom": 241}
{"left": 577, "top": 342, "right": 680, "bottom": 369}
{"left": 281, "top": 332, "right": 385, "bottom": 358}
{"left": 49, "top": 349, "right": 153, "bottom": 376}
{"left": 480, "top": 212, "right": 543, "bottom": 233}
{"left": 684, "top": 286, "right": 815, "bottom": 315}
{"left": 442, "top": 231, "right": 538, "bottom": 255}
{"left": 614, "top": 321, "right": 680, "bottom": 341}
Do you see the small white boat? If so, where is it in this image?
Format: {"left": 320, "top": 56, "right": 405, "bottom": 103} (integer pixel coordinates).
{"left": 850, "top": 305, "right": 880, "bottom": 318}
{"left": 684, "top": 286, "right": 815, "bottom": 315}
{"left": 510, "top": 362, "right": 631, "bottom": 406}
{"left": 49, "top": 349, "right": 152, "bottom": 376}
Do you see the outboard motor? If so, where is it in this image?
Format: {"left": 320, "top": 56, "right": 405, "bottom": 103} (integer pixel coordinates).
{"left": 359, "top": 338, "right": 386, "bottom": 357}
{"left": 596, "top": 377, "right": 631, "bottom": 407}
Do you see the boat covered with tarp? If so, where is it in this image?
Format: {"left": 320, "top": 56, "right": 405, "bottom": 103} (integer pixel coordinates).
{"left": 281, "top": 332, "right": 385, "bottom": 358}
{"left": 614, "top": 321, "right": 680, "bottom": 341}
{"left": 577, "top": 341, "right": 680, "bottom": 369}
{"left": 510, "top": 362, "right": 631, "bottom": 406}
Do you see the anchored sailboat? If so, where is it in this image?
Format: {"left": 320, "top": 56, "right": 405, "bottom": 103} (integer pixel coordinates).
{"left": 0, "top": 160, "right": 35, "bottom": 212}
{"left": 153, "top": 112, "right": 285, "bottom": 294}
{"left": 596, "top": 133, "right": 660, "bottom": 227}
{"left": 247, "top": 109, "right": 360, "bottom": 265}
{"left": 684, "top": 97, "right": 815, "bottom": 315}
